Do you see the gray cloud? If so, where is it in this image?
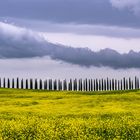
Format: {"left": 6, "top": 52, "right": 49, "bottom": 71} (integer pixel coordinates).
{"left": 2, "top": 18, "right": 140, "bottom": 39}
{"left": 33, "top": 23, "right": 140, "bottom": 39}
{"left": 110, "top": 0, "right": 140, "bottom": 15}
{"left": 0, "top": 0, "right": 140, "bottom": 28}
{"left": 1, "top": 22, "right": 140, "bottom": 69}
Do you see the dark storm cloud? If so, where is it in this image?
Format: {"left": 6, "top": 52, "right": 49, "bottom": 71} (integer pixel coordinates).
{"left": 0, "top": 0, "right": 140, "bottom": 28}
{"left": 1, "top": 22, "right": 140, "bottom": 69}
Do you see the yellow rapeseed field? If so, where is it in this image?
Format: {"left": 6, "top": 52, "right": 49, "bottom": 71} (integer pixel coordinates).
{"left": 0, "top": 89, "right": 139, "bottom": 139}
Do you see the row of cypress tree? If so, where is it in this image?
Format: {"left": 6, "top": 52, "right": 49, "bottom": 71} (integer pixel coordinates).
{"left": 0, "top": 77, "right": 139, "bottom": 91}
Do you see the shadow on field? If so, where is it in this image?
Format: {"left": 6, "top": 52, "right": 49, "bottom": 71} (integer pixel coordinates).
{"left": 66, "top": 90, "right": 139, "bottom": 96}
{"left": 0, "top": 88, "right": 140, "bottom": 96}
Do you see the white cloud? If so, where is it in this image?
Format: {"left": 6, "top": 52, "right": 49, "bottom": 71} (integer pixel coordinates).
{"left": 0, "top": 21, "right": 44, "bottom": 43}
{"left": 110, "top": 0, "right": 140, "bottom": 15}
{"left": 0, "top": 22, "right": 53, "bottom": 58}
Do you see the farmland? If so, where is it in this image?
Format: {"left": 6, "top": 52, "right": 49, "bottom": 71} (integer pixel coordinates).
{"left": 0, "top": 88, "right": 139, "bottom": 139}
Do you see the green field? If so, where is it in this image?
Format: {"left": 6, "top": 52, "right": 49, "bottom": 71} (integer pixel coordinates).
{"left": 0, "top": 89, "right": 139, "bottom": 140}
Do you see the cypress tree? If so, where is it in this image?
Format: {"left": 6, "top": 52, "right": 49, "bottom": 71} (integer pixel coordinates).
{"left": 93, "top": 79, "right": 96, "bottom": 91}
{"left": 74, "top": 79, "right": 77, "bottom": 91}
{"left": 107, "top": 78, "right": 109, "bottom": 90}
{"left": 44, "top": 80, "right": 47, "bottom": 90}
{"left": 12, "top": 78, "right": 14, "bottom": 88}
{"left": 118, "top": 80, "right": 120, "bottom": 90}
{"left": 104, "top": 79, "right": 106, "bottom": 91}
{"left": 60, "top": 81, "right": 62, "bottom": 91}
{"left": 126, "top": 79, "right": 128, "bottom": 90}
{"left": 34, "top": 79, "right": 38, "bottom": 90}
{"left": 7, "top": 78, "right": 10, "bottom": 88}
{"left": 96, "top": 79, "right": 98, "bottom": 91}
{"left": 88, "top": 79, "right": 91, "bottom": 91}
{"left": 121, "top": 80, "right": 123, "bottom": 90}
{"left": 123, "top": 77, "right": 126, "bottom": 90}
{"left": 3, "top": 78, "right": 6, "bottom": 88}
{"left": 73, "top": 79, "right": 75, "bottom": 91}
{"left": 49, "top": 79, "right": 52, "bottom": 90}
{"left": 112, "top": 79, "right": 114, "bottom": 90}
{"left": 39, "top": 79, "right": 42, "bottom": 90}
{"left": 85, "top": 79, "right": 87, "bottom": 91}
{"left": 70, "top": 79, "right": 73, "bottom": 90}
{"left": 91, "top": 79, "right": 93, "bottom": 91}
{"left": 65, "top": 79, "right": 67, "bottom": 90}
{"left": 129, "top": 78, "right": 131, "bottom": 90}
{"left": 0, "top": 78, "right": 1, "bottom": 88}
{"left": 25, "top": 79, "right": 28, "bottom": 89}
{"left": 99, "top": 79, "right": 102, "bottom": 91}
{"left": 83, "top": 79, "right": 85, "bottom": 91}
{"left": 68, "top": 81, "right": 70, "bottom": 91}
{"left": 135, "top": 76, "right": 137, "bottom": 89}
{"left": 48, "top": 79, "right": 50, "bottom": 90}
{"left": 16, "top": 78, "right": 19, "bottom": 89}
{"left": 115, "top": 79, "right": 117, "bottom": 90}
{"left": 78, "top": 79, "right": 81, "bottom": 91}
{"left": 101, "top": 79, "right": 104, "bottom": 91}
{"left": 68, "top": 79, "right": 72, "bottom": 91}
{"left": 21, "top": 79, "right": 24, "bottom": 89}
{"left": 137, "top": 78, "right": 139, "bottom": 89}
{"left": 63, "top": 79, "right": 66, "bottom": 91}
{"left": 53, "top": 79, "right": 57, "bottom": 91}
{"left": 82, "top": 79, "right": 84, "bottom": 91}
{"left": 81, "top": 79, "right": 84, "bottom": 91}
{"left": 51, "top": 79, "right": 53, "bottom": 90}
{"left": 83, "top": 79, "right": 86, "bottom": 91}
{"left": 58, "top": 79, "right": 61, "bottom": 91}
{"left": 30, "top": 79, "right": 33, "bottom": 89}
{"left": 90, "top": 79, "right": 93, "bottom": 91}
{"left": 135, "top": 77, "right": 139, "bottom": 90}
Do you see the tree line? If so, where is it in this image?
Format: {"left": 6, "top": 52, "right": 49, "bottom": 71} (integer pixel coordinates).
{"left": 0, "top": 77, "right": 139, "bottom": 91}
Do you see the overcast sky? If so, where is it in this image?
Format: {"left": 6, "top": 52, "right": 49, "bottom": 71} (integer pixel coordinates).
{"left": 1, "top": 0, "right": 140, "bottom": 75}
